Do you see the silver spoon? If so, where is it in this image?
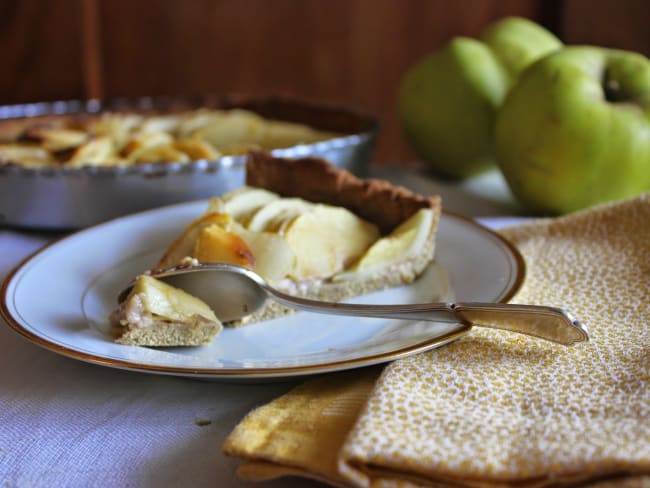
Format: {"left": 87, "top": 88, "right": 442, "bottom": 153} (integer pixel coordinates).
{"left": 118, "top": 263, "right": 589, "bottom": 346}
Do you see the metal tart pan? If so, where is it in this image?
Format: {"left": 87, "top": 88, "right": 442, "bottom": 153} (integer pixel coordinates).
{"left": 0, "top": 95, "right": 378, "bottom": 230}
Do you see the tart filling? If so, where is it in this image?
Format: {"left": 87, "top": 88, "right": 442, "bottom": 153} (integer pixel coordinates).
{"left": 111, "top": 152, "right": 442, "bottom": 346}
{"left": 0, "top": 109, "right": 339, "bottom": 168}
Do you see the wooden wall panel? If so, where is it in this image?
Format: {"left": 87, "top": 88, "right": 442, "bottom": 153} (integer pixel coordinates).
{"left": 0, "top": 0, "right": 85, "bottom": 103}
{"left": 94, "top": 0, "right": 545, "bottom": 162}
{"left": 1, "top": 0, "right": 648, "bottom": 162}
{"left": 561, "top": 0, "right": 649, "bottom": 55}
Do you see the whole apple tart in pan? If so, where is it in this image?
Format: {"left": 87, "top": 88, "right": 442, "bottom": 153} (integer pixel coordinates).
{"left": 0, "top": 96, "right": 378, "bottom": 229}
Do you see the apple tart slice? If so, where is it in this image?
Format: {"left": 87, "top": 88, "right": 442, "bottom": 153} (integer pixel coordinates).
{"left": 111, "top": 151, "right": 441, "bottom": 345}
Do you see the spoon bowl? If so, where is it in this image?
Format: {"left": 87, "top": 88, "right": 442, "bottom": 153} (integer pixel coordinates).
{"left": 118, "top": 263, "right": 589, "bottom": 346}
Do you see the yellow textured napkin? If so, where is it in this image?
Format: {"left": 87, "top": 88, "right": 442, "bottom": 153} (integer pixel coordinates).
{"left": 223, "top": 194, "right": 650, "bottom": 487}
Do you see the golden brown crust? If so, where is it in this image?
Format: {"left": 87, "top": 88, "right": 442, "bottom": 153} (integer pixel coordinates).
{"left": 114, "top": 319, "right": 222, "bottom": 346}
{"left": 245, "top": 151, "right": 441, "bottom": 234}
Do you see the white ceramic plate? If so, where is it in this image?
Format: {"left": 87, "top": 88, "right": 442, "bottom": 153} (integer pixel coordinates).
{"left": 1, "top": 201, "right": 524, "bottom": 380}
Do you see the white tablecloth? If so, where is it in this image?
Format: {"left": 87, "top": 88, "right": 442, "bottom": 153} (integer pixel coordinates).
{"left": 0, "top": 167, "right": 521, "bottom": 487}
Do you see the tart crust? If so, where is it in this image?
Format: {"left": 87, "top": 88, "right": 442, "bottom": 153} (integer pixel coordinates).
{"left": 246, "top": 151, "right": 440, "bottom": 234}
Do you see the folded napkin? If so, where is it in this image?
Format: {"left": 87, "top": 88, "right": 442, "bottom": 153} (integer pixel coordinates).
{"left": 223, "top": 194, "right": 650, "bottom": 487}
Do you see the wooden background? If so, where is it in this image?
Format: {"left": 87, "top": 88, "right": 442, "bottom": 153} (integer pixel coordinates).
{"left": 1, "top": 0, "right": 648, "bottom": 163}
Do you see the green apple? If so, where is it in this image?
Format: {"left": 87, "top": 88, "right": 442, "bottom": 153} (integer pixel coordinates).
{"left": 398, "top": 37, "right": 509, "bottom": 179}
{"left": 495, "top": 46, "right": 650, "bottom": 215}
{"left": 398, "top": 17, "right": 562, "bottom": 180}
{"left": 480, "top": 17, "right": 563, "bottom": 81}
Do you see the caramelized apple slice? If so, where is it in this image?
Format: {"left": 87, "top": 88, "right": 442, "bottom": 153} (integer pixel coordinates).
{"left": 25, "top": 127, "right": 88, "bottom": 152}
{"left": 66, "top": 136, "right": 115, "bottom": 167}
{"left": 88, "top": 113, "right": 143, "bottom": 152}
{"left": 155, "top": 213, "right": 232, "bottom": 270}
{"left": 193, "top": 224, "right": 255, "bottom": 269}
{"left": 122, "top": 131, "right": 174, "bottom": 162}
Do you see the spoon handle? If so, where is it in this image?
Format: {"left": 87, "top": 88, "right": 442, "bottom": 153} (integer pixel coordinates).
{"left": 266, "top": 289, "right": 588, "bottom": 345}
{"left": 452, "top": 302, "right": 588, "bottom": 345}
